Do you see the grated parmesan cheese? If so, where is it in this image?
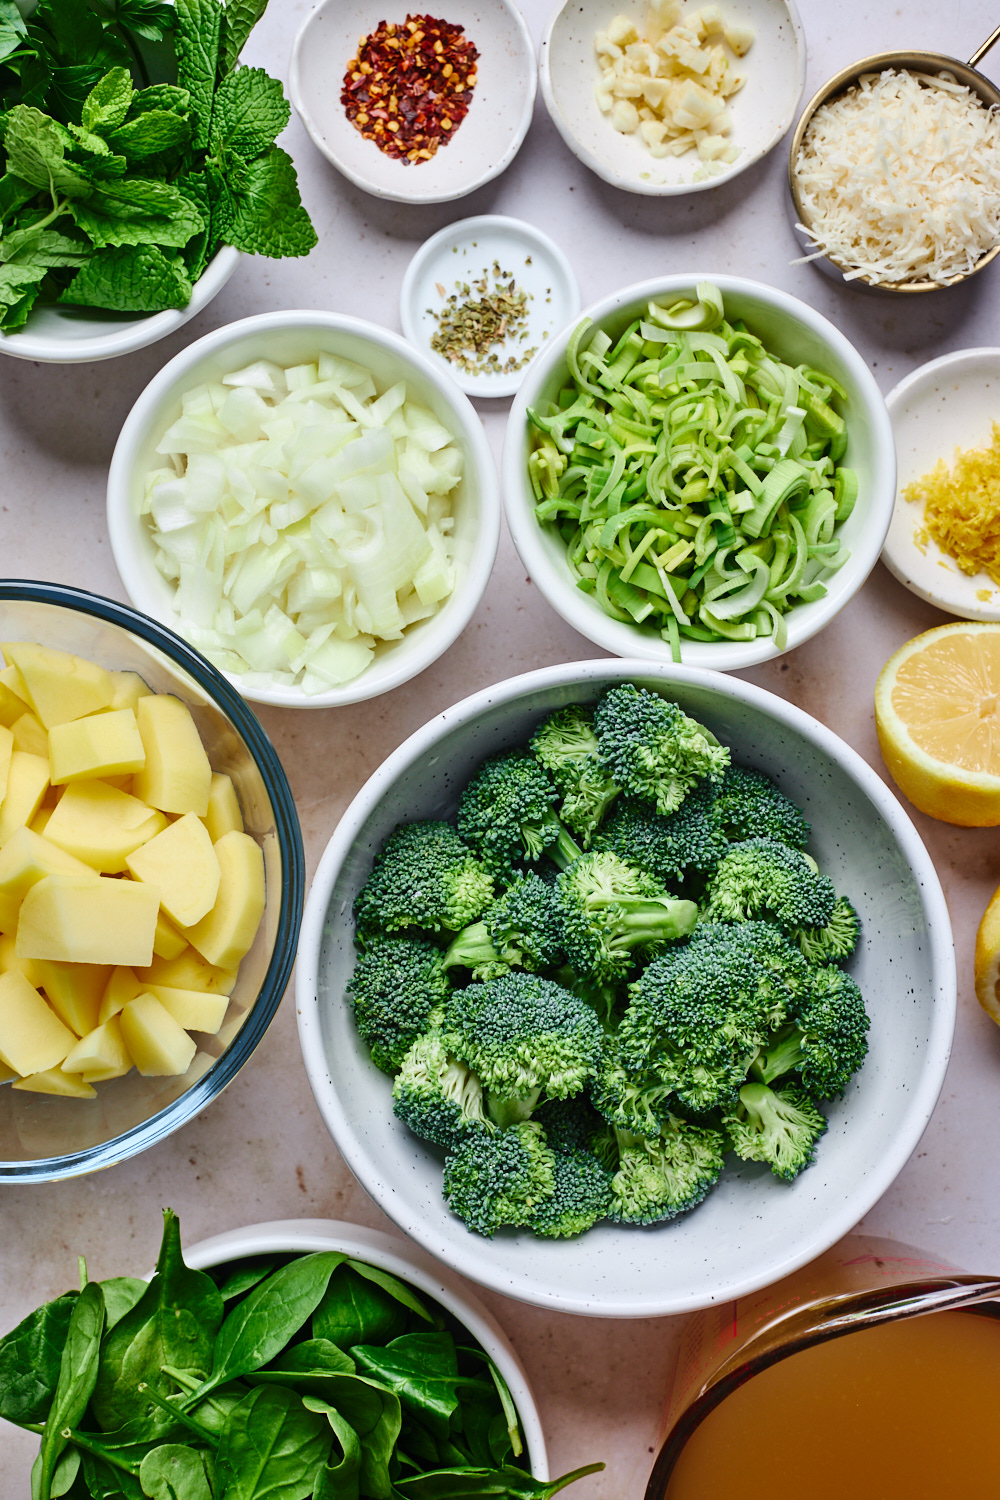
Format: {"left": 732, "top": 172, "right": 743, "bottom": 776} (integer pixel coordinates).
{"left": 793, "top": 69, "right": 1000, "bottom": 285}
{"left": 904, "top": 423, "right": 1000, "bottom": 582}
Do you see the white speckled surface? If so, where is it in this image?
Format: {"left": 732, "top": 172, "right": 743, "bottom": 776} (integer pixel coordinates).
{"left": 3, "top": 2, "right": 1000, "bottom": 1496}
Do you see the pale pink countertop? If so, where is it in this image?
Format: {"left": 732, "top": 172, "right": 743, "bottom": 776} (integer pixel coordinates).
{"left": 3, "top": 1, "right": 1000, "bottom": 1494}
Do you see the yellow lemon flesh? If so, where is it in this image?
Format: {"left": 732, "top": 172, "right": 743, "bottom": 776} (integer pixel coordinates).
{"left": 874, "top": 622, "right": 1000, "bottom": 825}
{"left": 975, "top": 883, "right": 1000, "bottom": 1026}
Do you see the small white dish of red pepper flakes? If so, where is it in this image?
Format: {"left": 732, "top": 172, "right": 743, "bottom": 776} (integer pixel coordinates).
{"left": 290, "top": 0, "right": 536, "bottom": 204}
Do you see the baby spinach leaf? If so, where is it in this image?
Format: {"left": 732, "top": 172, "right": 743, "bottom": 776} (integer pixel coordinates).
{"left": 212, "top": 1258, "right": 280, "bottom": 1303}
{"left": 314, "top": 1265, "right": 408, "bottom": 1350}
{"left": 99, "top": 1280, "right": 148, "bottom": 1334}
{"left": 81, "top": 66, "right": 132, "bottom": 133}
{"left": 347, "top": 1262, "right": 436, "bottom": 1327}
{"left": 197, "top": 1251, "right": 346, "bottom": 1399}
{"left": 49, "top": 1446, "right": 81, "bottom": 1497}
{"left": 214, "top": 1384, "right": 331, "bottom": 1500}
{"left": 210, "top": 145, "right": 315, "bottom": 258}
{"left": 218, "top": 0, "right": 266, "bottom": 74}
{"left": 248, "top": 1370, "right": 401, "bottom": 1500}
{"left": 138, "top": 1445, "right": 213, "bottom": 1500}
{"left": 394, "top": 1464, "right": 607, "bottom": 1499}
{"left": 302, "top": 1398, "right": 361, "bottom": 1500}
{"left": 351, "top": 1334, "right": 461, "bottom": 1438}
{"left": 36, "top": 1280, "right": 106, "bottom": 1500}
{"left": 210, "top": 66, "right": 287, "bottom": 158}
{"left": 0, "top": 1288, "right": 78, "bottom": 1426}
{"left": 92, "top": 1209, "right": 223, "bottom": 1437}
{"left": 172, "top": 0, "right": 220, "bottom": 149}
{"left": 80, "top": 1450, "right": 145, "bottom": 1500}
{"left": 267, "top": 1339, "right": 355, "bottom": 1377}
{"left": 455, "top": 1349, "right": 521, "bottom": 1461}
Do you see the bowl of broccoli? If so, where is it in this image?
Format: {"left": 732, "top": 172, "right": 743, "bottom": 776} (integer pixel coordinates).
{"left": 296, "top": 662, "right": 955, "bottom": 1316}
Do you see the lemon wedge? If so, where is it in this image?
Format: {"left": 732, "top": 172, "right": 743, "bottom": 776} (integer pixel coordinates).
{"left": 975, "top": 884, "right": 1000, "bottom": 1025}
{"left": 874, "top": 621, "right": 1000, "bottom": 825}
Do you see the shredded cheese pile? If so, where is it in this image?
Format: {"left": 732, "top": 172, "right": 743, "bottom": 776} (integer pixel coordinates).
{"left": 793, "top": 69, "right": 1000, "bottom": 285}
{"left": 904, "top": 423, "right": 1000, "bottom": 582}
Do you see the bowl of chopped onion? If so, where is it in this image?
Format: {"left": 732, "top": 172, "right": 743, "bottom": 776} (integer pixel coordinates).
{"left": 501, "top": 274, "right": 895, "bottom": 670}
{"left": 107, "top": 310, "right": 501, "bottom": 708}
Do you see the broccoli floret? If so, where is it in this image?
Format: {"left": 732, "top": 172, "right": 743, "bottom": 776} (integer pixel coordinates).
{"left": 608, "top": 1117, "right": 727, "bottom": 1225}
{"left": 710, "top": 765, "right": 811, "bottom": 849}
{"left": 457, "top": 751, "right": 583, "bottom": 882}
{"left": 442, "top": 921, "right": 509, "bottom": 980}
{"left": 392, "top": 1031, "right": 491, "bottom": 1148}
{"left": 592, "top": 684, "right": 729, "bottom": 816}
{"left": 534, "top": 1092, "right": 610, "bottom": 1155}
{"left": 443, "top": 972, "right": 605, "bottom": 1127}
{"left": 723, "top": 1081, "right": 827, "bottom": 1181}
{"left": 555, "top": 850, "right": 698, "bottom": 987}
{"left": 529, "top": 704, "right": 619, "bottom": 847}
{"left": 529, "top": 1147, "right": 613, "bottom": 1238}
{"left": 348, "top": 937, "right": 452, "bottom": 1073}
{"left": 444, "top": 873, "right": 567, "bottom": 980}
{"left": 443, "top": 1121, "right": 556, "bottom": 1236}
{"left": 793, "top": 896, "right": 861, "bottom": 964}
{"left": 354, "top": 821, "right": 494, "bottom": 942}
{"left": 595, "top": 784, "right": 729, "bottom": 887}
{"left": 590, "top": 1051, "right": 678, "bottom": 1138}
{"left": 617, "top": 922, "right": 811, "bottom": 1113}
{"left": 750, "top": 964, "right": 869, "bottom": 1098}
{"left": 703, "top": 838, "right": 836, "bottom": 933}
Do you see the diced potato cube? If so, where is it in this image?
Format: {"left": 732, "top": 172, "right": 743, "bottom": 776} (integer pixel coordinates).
{"left": 81, "top": 1061, "right": 133, "bottom": 1083}
{"left": 17, "top": 875, "right": 160, "bottom": 967}
{"left": 49, "top": 709, "right": 146, "bottom": 785}
{"left": 109, "top": 671, "right": 153, "bottom": 714}
{"left": 35, "top": 959, "right": 112, "bottom": 1037}
{"left": 62, "top": 1016, "right": 131, "bottom": 1076}
{"left": 1, "top": 643, "right": 114, "bottom": 728}
{"left": 0, "top": 752, "right": 51, "bottom": 847}
{"left": 0, "top": 825, "right": 97, "bottom": 922}
{"left": 0, "top": 969, "right": 76, "bottom": 1074}
{"left": 120, "top": 993, "right": 197, "bottom": 1076}
{"left": 12, "top": 1066, "right": 96, "bottom": 1098}
{"left": 44, "top": 781, "right": 167, "bottom": 873}
{"left": 0, "top": 930, "right": 40, "bottom": 988}
{"left": 0, "top": 681, "right": 28, "bottom": 729}
{"left": 184, "top": 831, "right": 265, "bottom": 971}
{"left": 0, "top": 724, "right": 12, "bottom": 802}
{"left": 125, "top": 813, "right": 221, "bottom": 929}
{"left": 135, "top": 948, "right": 238, "bottom": 995}
{"left": 0, "top": 664, "right": 29, "bottom": 706}
{"left": 99, "top": 966, "right": 143, "bottom": 1025}
{"left": 153, "top": 912, "right": 188, "bottom": 961}
{"left": 202, "top": 773, "right": 243, "bottom": 842}
{"left": 147, "top": 984, "right": 229, "bottom": 1035}
{"left": 11, "top": 713, "right": 49, "bottom": 757}
{"left": 30, "top": 806, "right": 53, "bottom": 836}
{"left": 132, "top": 696, "right": 211, "bottom": 816}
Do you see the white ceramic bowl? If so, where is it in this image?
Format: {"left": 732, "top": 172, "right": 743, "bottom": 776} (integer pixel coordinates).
{"left": 107, "top": 310, "right": 500, "bottom": 709}
{"left": 540, "top": 0, "right": 805, "bottom": 196}
{"left": 883, "top": 349, "right": 1000, "bottom": 620}
{"left": 289, "top": 0, "right": 535, "bottom": 205}
{"left": 0, "top": 246, "right": 241, "bottom": 365}
{"left": 296, "top": 660, "right": 956, "bottom": 1317}
{"left": 180, "top": 1219, "right": 550, "bottom": 1479}
{"left": 501, "top": 273, "right": 896, "bottom": 672}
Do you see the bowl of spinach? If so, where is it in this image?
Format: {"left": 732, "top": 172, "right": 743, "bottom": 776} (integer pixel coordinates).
{"left": 0, "top": 1209, "right": 605, "bottom": 1497}
{"left": 0, "top": 0, "right": 317, "bottom": 362}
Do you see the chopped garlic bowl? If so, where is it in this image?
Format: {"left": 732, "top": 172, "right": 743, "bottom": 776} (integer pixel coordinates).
{"left": 108, "top": 311, "right": 501, "bottom": 709}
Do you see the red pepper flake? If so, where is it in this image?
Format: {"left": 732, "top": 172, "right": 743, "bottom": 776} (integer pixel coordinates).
{"left": 341, "top": 13, "right": 479, "bottom": 164}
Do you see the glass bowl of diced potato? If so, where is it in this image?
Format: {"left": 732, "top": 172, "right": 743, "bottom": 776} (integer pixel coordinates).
{"left": 0, "top": 580, "right": 304, "bottom": 1181}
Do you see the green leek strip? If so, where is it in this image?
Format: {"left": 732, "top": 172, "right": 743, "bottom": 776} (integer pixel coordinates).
{"left": 743, "top": 458, "right": 811, "bottom": 539}
{"left": 699, "top": 603, "right": 757, "bottom": 640}
{"left": 703, "top": 550, "right": 770, "bottom": 619}
{"left": 799, "top": 365, "right": 849, "bottom": 402}
{"left": 834, "top": 467, "right": 858, "bottom": 521}
{"left": 619, "top": 527, "right": 663, "bottom": 582}
{"left": 628, "top": 562, "right": 690, "bottom": 624}
{"left": 663, "top": 616, "right": 682, "bottom": 663}
{"left": 766, "top": 512, "right": 809, "bottom": 601}
{"left": 566, "top": 321, "right": 607, "bottom": 398}
{"left": 607, "top": 571, "right": 656, "bottom": 622}
{"left": 759, "top": 600, "right": 788, "bottom": 650}
{"left": 803, "top": 392, "right": 844, "bottom": 437}
{"left": 595, "top": 559, "right": 632, "bottom": 622}
{"left": 648, "top": 282, "right": 724, "bottom": 331}
{"left": 797, "top": 580, "right": 829, "bottom": 603}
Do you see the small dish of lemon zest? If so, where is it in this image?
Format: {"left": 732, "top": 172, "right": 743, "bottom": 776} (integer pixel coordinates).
{"left": 903, "top": 423, "right": 1000, "bottom": 584}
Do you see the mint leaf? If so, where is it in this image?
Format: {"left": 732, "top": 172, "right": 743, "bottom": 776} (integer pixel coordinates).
{"left": 219, "top": 0, "right": 267, "bottom": 74}
{"left": 176, "top": 166, "right": 213, "bottom": 278}
{"left": 0, "top": 261, "right": 47, "bottom": 329}
{"left": 68, "top": 121, "right": 112, "bottom": 155}
{"left": 59, "top": 243, "right": 192, "bottom": 310}
{"left": 127, "top": 84, "right": 192, "bottom": 119}
{"left": 71, "top": 176, "right": 203, "bottom": 247}
{"left": 211, "top": 66, "right": 288, "bottom": 157}
{"left": 2, "top": 106, "right": 94, "bottom": 196}
{"left": 1, "top": 225, "right": 90, "bottom": 267}
{"left": 0, "top": 174, "right": 37, "bottom": 227}
{"left": 81, "top": 67, "right": 133, "bottom": 134}
{"left": 212, "top": 144, "right": 315, "bottom": 257}
{"left": 0, "top": 0, "right": 28, "bottom": 65}
{"left": 107, "top": 110, "right": 191, "bottom": 159}
{"left": 174, "top": 0, "right": 222, "bottom": 149}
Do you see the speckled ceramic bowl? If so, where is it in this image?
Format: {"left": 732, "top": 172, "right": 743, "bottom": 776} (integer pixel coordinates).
{"left": 296, "top": 660, "right": 955, "bottom": 1317}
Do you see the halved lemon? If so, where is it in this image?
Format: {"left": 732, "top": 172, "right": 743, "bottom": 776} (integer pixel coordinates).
{"left": 874, "top": 621, "right": 1000, "bottom": 826}
{"left": 975, "top": 884, "right": 1000, "bottom": 1025}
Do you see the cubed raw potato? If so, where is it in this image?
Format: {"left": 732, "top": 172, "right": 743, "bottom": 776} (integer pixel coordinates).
{"left": 11, "top": 713, "right": 49, "bottom": 757}
{"left": 0, "top": 969, "right": 76, "bottom": 1074}
{"left": 35, "top": 959, "right": 112, "bottom": 1037}
{"left": 62, "top": 1016, "right": 131, "bottom": 1077}
{"left": 147, "top": 984, "right": 229, "bottom": 1035}
{"left": 17, "top": 875, "right": 160, "bottom": 967}
{"left": 125, "top": 813, "right": 221, "bottom": 929}
{"left": 0, "top": 826, "right": 97, "bottom": 929}
{"left": 44, "top": 781, "right": 167, "bottom": 873}
{"left": 1, "top": 643, "right": 114, "bottom": 728}
{"left": 0, "top": 752, "right": 51, "bottom": 847}
{"left": 99, "top": 966, "right": 143, "bottom": 1024}
{"left": 0, "top": 1059, "right": 14, "bottom": 1083}
{"left": 185, "top": 831, "right": 265, "bottom": 970}
{"left": 0, "top": 724, "right": 12, "bottom": 802}
{"left": 136, "top": 948, "right": 238, "bottom": 995}
{"left": 0, "top": 664, "right": 29, "bottom": 706}
{"left": 120, "top": 993, "right": 197, "bottom": 1076}
{"left": 49, "top": 709, "right": 146, "bottom": 785}
{"left": 132, "top": 695, "right": 211, "bottom": 816}
{"left": 0, "top": 931, "right": 40, "bottom": 988}
{"left": 153, "top": 912, "right": 188, "bottom": 960}
{"left": 202, "top": 773, "right": 244, "bottom": 841}
{"left": 109, "top": 671, "right": 153, "bottom": 714}
{"left": 12, "top": 1066, "right": 96, "bottom": 1098}
{"left": 30, "top": 806, "right": 53, "bottom": 836}
{"left": 0, "top": 681, "right": 27, "bottom": 728}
